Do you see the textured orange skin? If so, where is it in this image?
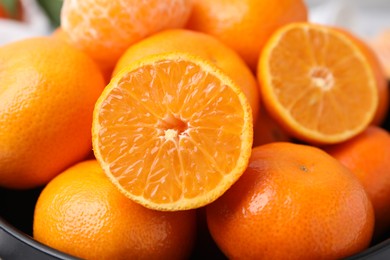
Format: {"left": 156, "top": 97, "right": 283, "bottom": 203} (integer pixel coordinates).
{"left": 33, "top": 160, "right": 197, "bottom": 260}
{"left": 51, "top": 27, "right": 113, "bottom": 84}
{"left": 207, "top": 143, "right": 374, "bottom": 260}
{"left": 337, "top": 28, "right": 389, "bottom": 125}
{"left": 0, "top": 37, "right": 105, "bottom": 189}
{"left": 61, "top": 0, "right": 193, "bottom": 72}
{"left": 324, "top": 126, "right": 390, "bottom": 239}
{"left": 186, "top": 0, "right": 308, "bottom": 70}
{"left": 114, "top": 29, "right": 260, "bottom": 123}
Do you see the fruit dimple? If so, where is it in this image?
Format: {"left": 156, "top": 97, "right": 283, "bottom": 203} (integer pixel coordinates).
{"left": 94, "top": 57, "right": 251, "bottom": 208}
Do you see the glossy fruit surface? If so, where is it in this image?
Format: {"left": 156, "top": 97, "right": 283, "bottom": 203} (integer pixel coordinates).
{"left": 0, "top": 37, "right": 105, "bottom": 189}
{"left": 33, "top": 160, "right": 197, "bottom": 260}
{"left": 207, "top": 142, "right": 374, "bottom": 259}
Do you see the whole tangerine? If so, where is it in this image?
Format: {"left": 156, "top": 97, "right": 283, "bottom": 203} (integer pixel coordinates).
{"left": 0, "top": 37, "right": 105, "bottom": 189}
{"left": 33, "top": 160, "right": 197, "bottom": 260}
{"left": 324, "top": 126, "right": 390, "bottom": 239}
{"left": 207, "top": 142, "right": 374, "bottom": 259}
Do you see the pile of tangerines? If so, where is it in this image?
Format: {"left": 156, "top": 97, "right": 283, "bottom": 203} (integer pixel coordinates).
{"left": 1, "top": 0, "right": 390, "bottom": 259}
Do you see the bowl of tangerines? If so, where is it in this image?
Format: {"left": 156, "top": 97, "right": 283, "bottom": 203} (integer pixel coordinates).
{"left": 2, "top": 0, "right": 390, "bottom": 259}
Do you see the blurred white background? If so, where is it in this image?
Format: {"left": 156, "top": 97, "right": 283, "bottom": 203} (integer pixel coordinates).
{"left": 0, "top": 0, "right": 389, "bottom": 45}
{"left": 0, "top": 0, "right": 52, "bottom": 45}
{"left": 306, "top": 0, "right": 390, "bottom": 40}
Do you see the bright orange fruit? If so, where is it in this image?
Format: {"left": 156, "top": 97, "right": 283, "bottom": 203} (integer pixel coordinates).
{"left": 61, "top": 0, "right": 193, "bottom": 72}
{"left": 51, "top": 27, "right": 67, "bottom": 40}
{"left": 51, "top": 27, "right": 113, "bottom": 84}
{"left": 113, "top": 29, "right": 260, "bottom": 123}
{"left": 0, "top": 37, "right": 105, "bottom": 189}
{"left": 258, "top": 22, "right": 378, "bottom": 145}
{"left": 186, "top": 0, "right": 308, "bottom": 70}
{"left": 33, "top": 160, "right": 197, "bottom": 260}
{"left": 337, "top": 28, "right": 388, "bottom": 125}
{"left": 92, "top": 53, "right": 253, "bottom": 211}
{"left": 207, "top": 142, "right": 374, "bottom": 259}
{"left": 324, "top": 126, "right": 390, "bottom": 240}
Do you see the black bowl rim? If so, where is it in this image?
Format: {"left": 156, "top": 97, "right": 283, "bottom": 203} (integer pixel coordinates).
{"left": 2, "top": 214, "right": 390, "bottom": 260}
{"left": 346, "top": 237, "right": 390, "bottom": 260}
{"left": 0, "top": 216, "right": 78, "bottom": 260}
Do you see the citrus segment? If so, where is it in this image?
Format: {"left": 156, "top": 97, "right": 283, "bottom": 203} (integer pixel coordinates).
{"left": 93, "top": 53, "right": 253, "bottom": 211}
{"left": 259, "top": 22, "right": 378, "bottom": 144}
{"left": 113, "top": 29, "right": 260, "bottom": 123}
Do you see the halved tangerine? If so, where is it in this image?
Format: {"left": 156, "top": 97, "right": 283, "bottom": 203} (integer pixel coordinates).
{"left": 258, "top": 22, "right": 378, "bottom": 144}
{"left": 92, "top": 53, "right": 253, "bottom": 211}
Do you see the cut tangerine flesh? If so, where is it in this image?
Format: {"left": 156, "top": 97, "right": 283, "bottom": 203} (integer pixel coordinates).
{"left": 259, "top": 22, "right": 378, "bottom": 144}
{"left": 92, "top": 53, "right": 253, "bottom": 211}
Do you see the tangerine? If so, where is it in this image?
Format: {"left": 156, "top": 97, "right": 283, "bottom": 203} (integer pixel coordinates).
{"left": 61, "top": 0, "right": 193, "bottom": 71}
{"left": 258, "top": 22, "right": 378, "bottom": 144}
{"left": 33, "top": 160, "right": 197, "bottom": 260}
{"left": 207, "top": 142, "right": 374, "bottom": 259}
{"left": 93, "top": 53, "right": 253, "bottom": 211}
{"left": 324, "top": 126, "right": 390, "bottom": 239}
{"left": 0, "top": 37, "right": 105, "bottom": 189}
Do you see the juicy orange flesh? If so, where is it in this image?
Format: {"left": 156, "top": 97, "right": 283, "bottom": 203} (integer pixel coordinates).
{"left": 96, "top": 60, "right": 246, "bottom": 204}
{"left": 268, "top": 27, "right": 375, "bottom": 135}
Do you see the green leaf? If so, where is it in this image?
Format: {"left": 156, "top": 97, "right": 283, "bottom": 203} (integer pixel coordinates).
{"left": 37, "top": 0, "right": 63, "bottom": 27}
